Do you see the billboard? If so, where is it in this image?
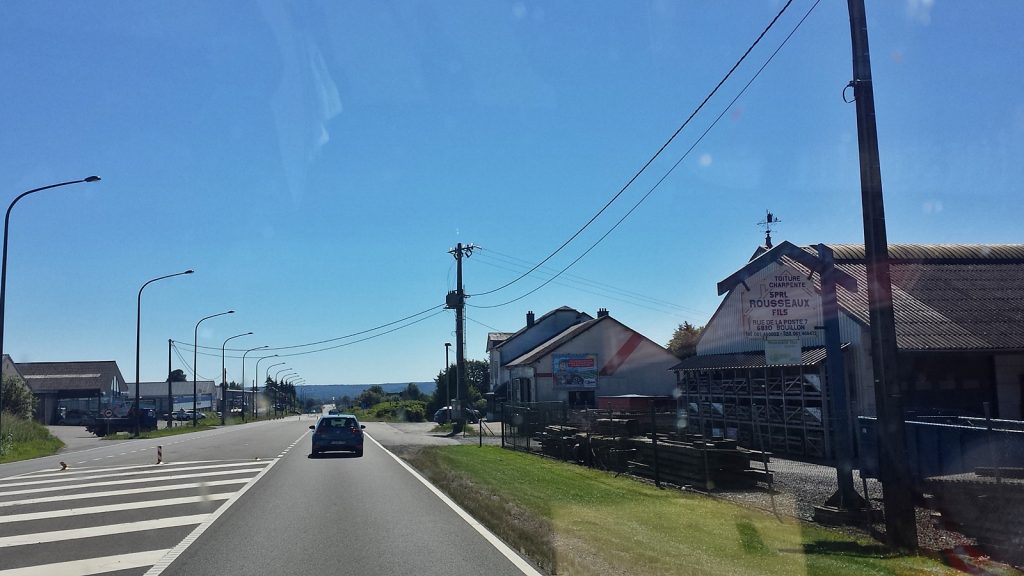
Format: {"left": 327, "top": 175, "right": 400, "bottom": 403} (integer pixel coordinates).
{"left": 552, "top": 353, "right": 598, "bottom": 389}
{"left": 741, "top": 264, "right": 822, "bottom": 339}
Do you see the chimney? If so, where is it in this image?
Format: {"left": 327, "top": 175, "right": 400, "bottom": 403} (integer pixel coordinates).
{"left": 526, "top": 311, "right": 535, "bottom": 326}
{"left": 597, "top": 308, "right": 609, "bottom": 318}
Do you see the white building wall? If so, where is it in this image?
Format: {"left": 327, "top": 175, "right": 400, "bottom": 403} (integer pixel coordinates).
{"left": 531, "top": 319, "right": 678, "bottom": 402}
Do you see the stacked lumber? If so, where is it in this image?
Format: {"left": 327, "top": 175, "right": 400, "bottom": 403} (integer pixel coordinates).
{"left": 628, "top": 436, "right": 771, "bottom": 489}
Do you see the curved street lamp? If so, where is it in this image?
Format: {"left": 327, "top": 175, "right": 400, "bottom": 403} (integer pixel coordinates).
{"left": 134, "top": 269, "right": 193, "bottom": 436}
{"left": 221, "top": 332, "right": 252, "bottom": 425}
{"left": 275, "top": 369, "right": 295, "bottom": 417}
{"left": 253, "top": 355, "right": 278, "bottom": 419}
{"left": 265, "top": 362, "right": 286, "bottom": 418}
{"left": 193, "top": 310, "right": 233, "bottom": 426}
{"left": 0, "top": 176, "right": 100, "bottom": 433}
{"left": 241, "top": 346, "right": 269, "bottom": 422}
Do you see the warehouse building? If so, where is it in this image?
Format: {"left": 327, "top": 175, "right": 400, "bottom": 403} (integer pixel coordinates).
{"left": 673, "top": 241, "right": 1024, "bottom": 459}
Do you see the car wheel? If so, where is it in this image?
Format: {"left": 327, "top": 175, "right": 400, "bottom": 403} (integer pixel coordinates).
{"left": 311, "top": 450, "right": 320, "bottom": 457}
{"left": 355, "top": 448, "right": 364, "bottom": 457}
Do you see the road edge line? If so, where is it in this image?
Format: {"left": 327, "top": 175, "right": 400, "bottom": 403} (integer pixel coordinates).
{"left": 364, "top": 433, "right": 543, "bottom": 576}
{"left": 141, "top": 430, "right": 309, "bottom": 576}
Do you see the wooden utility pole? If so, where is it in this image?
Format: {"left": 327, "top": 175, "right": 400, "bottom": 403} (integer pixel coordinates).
{"left": 847, "top": 0, "right": 918, "bottom": 548}
{"left": 447, "top": 243, "right": 475, "bottom": 431}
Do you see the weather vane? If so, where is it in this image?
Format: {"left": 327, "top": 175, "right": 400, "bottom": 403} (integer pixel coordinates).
{"left": 757, "top": 210, "right": 781, "bottom": 248}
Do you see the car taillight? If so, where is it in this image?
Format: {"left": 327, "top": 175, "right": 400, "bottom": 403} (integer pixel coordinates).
{"left": 351, "top": 428, "right": 359, "bottom": 434}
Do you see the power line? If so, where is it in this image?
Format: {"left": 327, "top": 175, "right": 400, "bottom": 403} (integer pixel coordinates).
{"left": 468, "top": 0, "right": 796, "bottom": 298}
{"left": 178, "top": 304, "right": 444, "bottom": 352}
{"left": 176, "top": 309, "right": 447, "bottom": 360}
{"left": 469, "top": 0, "right": 821, "bottom": 310}
{"left": 472, "top": 250, "right": 709, "bottom": 317}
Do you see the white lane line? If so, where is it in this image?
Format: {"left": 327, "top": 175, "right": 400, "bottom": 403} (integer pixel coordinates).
{"left": 364, "top": 434, "right": 543, "bottom": 576}
{"left": 0, "top": 478, "right": 250, "bottom": 508}
{"left": 0, "top": 467, "right": 267, "bottom": 498}
{"left": 0, "top": 461, "right": 266, "bottom": 489}
{"left": 3, "top": 460, "right": 233, "bottom": 482}
{"left": 0, "top": 514, "right": 208, "bottom": 548}
{"left": 0, "top": 493, "right": 233, "bottom": 524}
{"left": 0, "top": 548, "right": 171, "bottom": 576}
{"left": 145, "top": 429, "right": 310, "bottom": 576}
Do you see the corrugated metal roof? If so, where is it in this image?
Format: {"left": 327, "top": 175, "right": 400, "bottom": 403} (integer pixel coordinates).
{"left": 17, "top": 361, "right": 126, "bottom": 393}
{"left": 672, "top": 346, "right": 833, "bottom": 371}
{"left": 781, "top": 245, "right": 1024, "bottom": 351}
{"left": 824, "top": 244, "right": 1024, "bottom": 262}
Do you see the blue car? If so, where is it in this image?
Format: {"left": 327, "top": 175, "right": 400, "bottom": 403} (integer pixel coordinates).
{"left": 310, "top": 414, "right": 365, "bottom": 457}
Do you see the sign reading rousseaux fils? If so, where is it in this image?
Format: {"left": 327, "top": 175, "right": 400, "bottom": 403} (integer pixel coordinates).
{"left": 741, "top": 264, "right": 822, "bottom": 340}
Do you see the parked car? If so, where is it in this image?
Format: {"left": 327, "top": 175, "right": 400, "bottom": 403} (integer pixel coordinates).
{"left": 58, "top": 409, "right": 95, "bottom": 426}
{"left": 433, "top": 406, "right": 481, "bottom": 424}
{"left": 309, "top": 414, "right": 364, "bottom": 457}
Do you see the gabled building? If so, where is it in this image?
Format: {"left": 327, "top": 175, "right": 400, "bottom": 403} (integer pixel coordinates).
{"left": 504, "top": 308, "right": 678, "bottom": 406}
{"left": 17, "top": 360, "right": 127, "bottom": 424}
{"left": 673, "top": 241, "right": 1024, "bottom": 459}
{"left": 489, "top": 307, "right": 593, "bottom": 401}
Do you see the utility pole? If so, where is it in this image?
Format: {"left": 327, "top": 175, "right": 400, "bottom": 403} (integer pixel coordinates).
{"left": 166, "top": 339, "right": 173, "bottom": 430}
{"left": 446, "top": 243, "right": 474, "bottom": 431}
{"left": 847, "top": 0, "right": 917, "bottom": 548}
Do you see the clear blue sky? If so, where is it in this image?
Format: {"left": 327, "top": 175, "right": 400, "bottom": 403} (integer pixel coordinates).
{"left": 1, "top": 1, "right": 1020, "bottom": 386}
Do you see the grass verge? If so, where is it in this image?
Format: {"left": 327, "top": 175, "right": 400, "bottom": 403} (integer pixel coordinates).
{"left": 0, "top": 413, "right": 64, "bottom": 463}
{"left": 403, "top": 445, "right": 976, "bottom": 576}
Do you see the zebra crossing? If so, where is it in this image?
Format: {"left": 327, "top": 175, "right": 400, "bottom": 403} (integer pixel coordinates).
{"left": 0, "top": 459, "right": 274, "bottom": 576}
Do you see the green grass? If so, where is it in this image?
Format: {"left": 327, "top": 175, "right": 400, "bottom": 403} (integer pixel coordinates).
{"left": 102, "top": 413, "right": 281, "bottom": 440}
{"left": 405, "top": 445, "right": 967, "bottom": 576}
{"left": 0, "top": 413, "right": 64, "bottom": 463}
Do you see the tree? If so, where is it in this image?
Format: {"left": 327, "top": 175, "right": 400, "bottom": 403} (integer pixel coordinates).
{"left": 356, "top": 385, "right": 385, "bottom": 408}
{"left": 667, "top": 322, "right": 704, "bottom": 359}
{"left": 227, "top": 380, "right": 242, "bottom": 390}
{"left": 401, "top": 382, "right": 422, "bottom": 401}
{"left": 431, "top": 359, "right": 490, "bottom": 412}
{"left": 169, "top": 369, "right": 187, "bottom": 382}
{"left": 1, "top": 375, "right": 35, "bottom": 419}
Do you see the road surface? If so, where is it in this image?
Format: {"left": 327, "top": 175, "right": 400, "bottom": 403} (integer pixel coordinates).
{"left": 0, "top": 417, "right": 537, "bottom": 576}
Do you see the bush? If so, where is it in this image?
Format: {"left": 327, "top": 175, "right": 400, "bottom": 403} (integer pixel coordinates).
{"left": 355, "top": 400, "right": 427, "bottom": 422}
{"left": 0, "top": 412, "right": 63, "bottom": 462}
{"left": 2, "top": 375, "right": 35, "bottom": 419}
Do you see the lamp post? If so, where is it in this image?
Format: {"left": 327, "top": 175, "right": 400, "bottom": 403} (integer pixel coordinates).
{"left": 241, "top": 346, "right": 268, "bottom": 422}
{"left": 275, "top": 369, "right": 294, "bottom": 418}
{"left": 221, "top": 332, "right": 252, "bottom": 425}
{"left": 134, "top": 269, "right": 193, "bottom": 436}
{"left": 193, "top": 310, "right": 233, "bottom": 426}
{"left": 253, "top": 355, "right": 278, "bottom": 419}
{"left": 445, "top": 342, "right": 452, "bottom": 413}
{"left": 0, "top": 176, "right": 100, "bottom": 433}
{"left": 266, "top": 362, "right": 285, "bottom": 418}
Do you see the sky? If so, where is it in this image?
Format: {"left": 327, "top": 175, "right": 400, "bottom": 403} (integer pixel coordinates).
{"left": 0, "top": 1, "right": 1021, "bottom": 386}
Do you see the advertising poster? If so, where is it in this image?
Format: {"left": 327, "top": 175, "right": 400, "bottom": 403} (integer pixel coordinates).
{"left": 552, "top": 353, "right": 598, "bottom": 389}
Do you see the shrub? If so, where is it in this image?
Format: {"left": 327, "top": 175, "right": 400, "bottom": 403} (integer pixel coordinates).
{"left": 2, "top": 375, "right": 35, "bottom": 419}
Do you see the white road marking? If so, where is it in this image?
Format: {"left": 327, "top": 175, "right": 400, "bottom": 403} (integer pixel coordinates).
{"left": 0, "top": 461, "right": 265, "bottom": 489}
{"left": 364, "top": 434, "right": 543, "bottom": 576}
{"left": 0, "top": 493, "right": 232, "bottom": 524}
{"left": 0, "top": 514, "right": 208, "bottom": 548}
{"left": 0, "top": 548, "right": 170, "bottom": 576}
{"left": 0, "top": 478, "right": 249, "bottom": 508}
{"left": 0, "top": 467, "right": 266, "bottom": 498}
{"left": 144, "top": 429, "right": 310, "bottom": 576}
{"left": 6, "top": 460, "right": 229, "bottom": 482}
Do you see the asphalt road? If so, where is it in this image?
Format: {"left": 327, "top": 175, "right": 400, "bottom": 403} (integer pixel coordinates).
{"left": 0, "top": 417, "right": 536, "bottom": 576}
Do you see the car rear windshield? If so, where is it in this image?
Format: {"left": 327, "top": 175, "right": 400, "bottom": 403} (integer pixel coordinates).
{"left": 320, "top": 418, "right": 356, "bottom": 429}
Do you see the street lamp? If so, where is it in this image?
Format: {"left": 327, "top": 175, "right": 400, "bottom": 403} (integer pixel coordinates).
{"left": 275, "top": 369, "right": 295, "bottom": 418}
{"left": 221, "top": 332, "right": 252, "bottom": 425}
{"left": 445, "top": 342, "right": 452, "bottom": 412}
{"left": 193, "top": 310, "right": 233, "bottom": 426}
{"left": 266, "top": 362, "right": 285, "bottom": 418}
{"left": 0, "top": 176, "right": 100, "bottom": 433}
{"left": 253, "top": 355, "right": 279, "bottom": 419}
{"left": 134, "top": 269, "right": 193, "bottom": 436}
{"left": 241, "top": 346, "right": 269, "bottom": 422}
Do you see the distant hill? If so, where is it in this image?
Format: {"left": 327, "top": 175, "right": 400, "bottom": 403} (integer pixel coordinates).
{"left": 295, "top": 382, "right": 435, "bottom": 403}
